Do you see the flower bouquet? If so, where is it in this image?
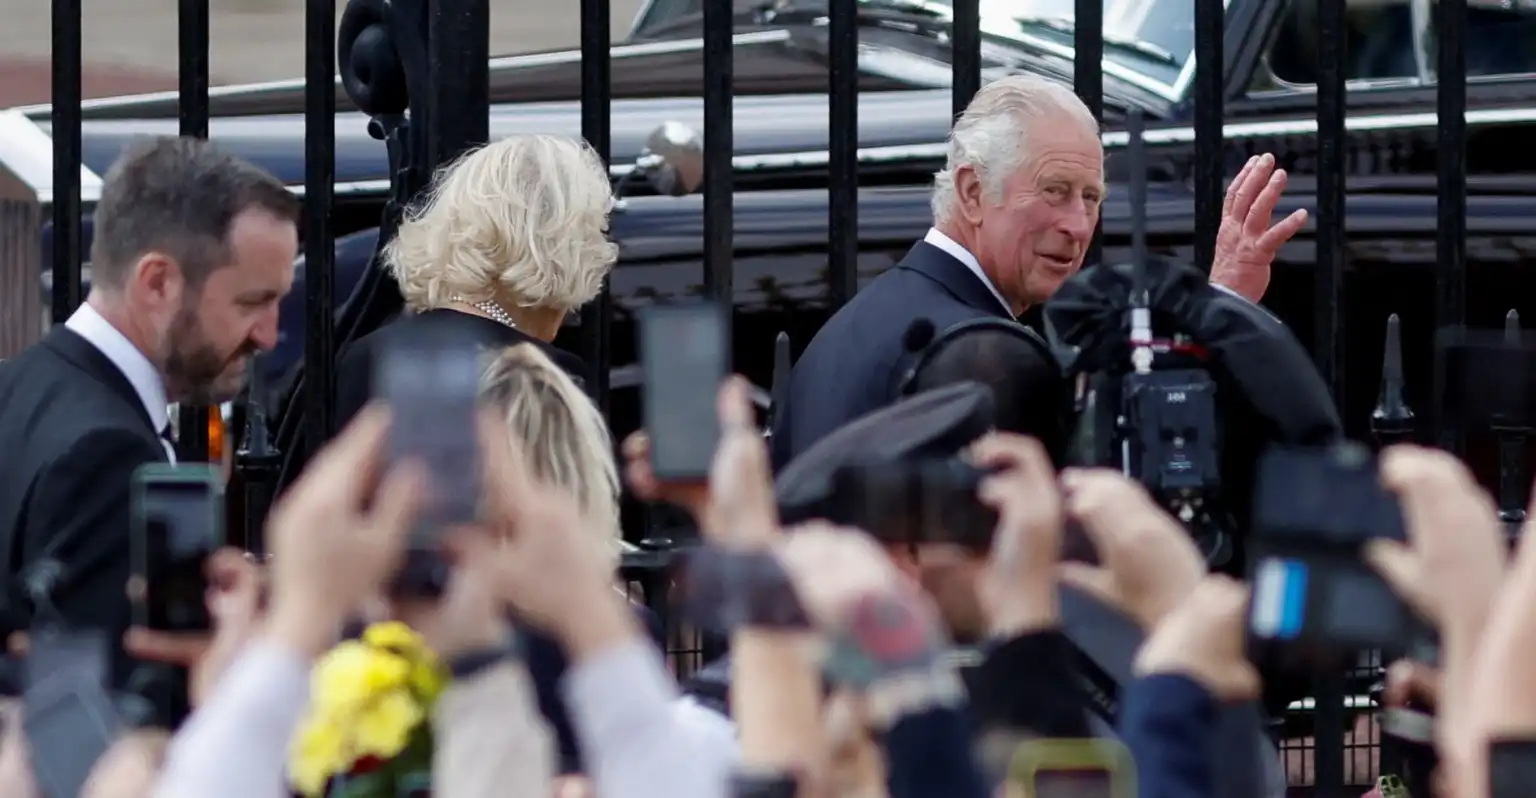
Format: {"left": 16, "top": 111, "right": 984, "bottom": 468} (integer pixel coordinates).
{"left": 288, "top": 622, "right": 450, "bottom": 798}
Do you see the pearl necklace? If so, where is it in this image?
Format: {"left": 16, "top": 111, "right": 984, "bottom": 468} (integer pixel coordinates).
{"left": 450, "top": 295, "right": 517, "bottom": 329}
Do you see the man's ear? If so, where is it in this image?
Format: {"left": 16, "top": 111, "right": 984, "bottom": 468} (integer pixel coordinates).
{"left": 954, "top": 165, "right": 988, "bottom": 225}
{"left": 129, "top": 252, "right": 184, "bottom": 309}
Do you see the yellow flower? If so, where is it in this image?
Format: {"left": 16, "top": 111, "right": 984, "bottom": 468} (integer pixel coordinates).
{"left": 289, "top": 716, "right": 351, "bottom": 798}
{"left": 409, "top": 659, "right": 448, "bottom": 703}
{"left": 364, "top": 621, "right": 428, "bottom": 656}
{"left": 354, "top": 688, "right": 426, "bottom": 760}
{"left": 311, "top": 642, "right": 412, "bottom": 716}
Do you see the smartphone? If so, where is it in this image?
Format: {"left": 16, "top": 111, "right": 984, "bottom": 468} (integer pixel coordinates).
{"left": 830, "top": 458, "right": 998, "bottom": 550}
{"left": 129, "top": 464, "right": 224, "bottom": 632}
{"left": 638, "top": 302, "right": 730, "bottom": 480}
{"left": 22, "top": 631, "right": 120, "bottom": 798}
{"left": 1008, "top": 738, "right": 1134, "bottom": 798}
{"left": 1248, "top": 443, "right": 1412, "bottom": 662}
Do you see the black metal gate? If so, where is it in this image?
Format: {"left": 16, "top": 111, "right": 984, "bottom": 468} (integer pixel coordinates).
{"left": 30, "top": 1, "right": 1514, "bottom": 796}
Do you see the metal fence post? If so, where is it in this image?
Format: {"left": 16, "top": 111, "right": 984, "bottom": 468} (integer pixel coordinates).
{"left": 175, "top": 0, "right": 212, "bottom": 462}
{"left": 303, "top": 0, "right": 338, "bottom": 451}
{"left": 1312, "top": 0, "right": 1349, "bottom": 791}
{"left": 1073, "top": 0, "right": 1103, "bottom": 268}
{"left": 1434, "top": 0, "right": 1468, "bottom": 456}
{"left": 50, "top": 0, "right": 83, "bottom": 325}
{"left": 950, "top": 0, "right": 980, "bottom": 118}
{"left": 701, "top": 0, "right": 733, "bottom": 309}
{"left": 827, "top": 0, "right": 858, "bottom": 310}
{"left": 1191, "top": 0, "right": 1223, "bottom": 275}
{"left": 578, "top": 0, "right": 613, "bottom": 414}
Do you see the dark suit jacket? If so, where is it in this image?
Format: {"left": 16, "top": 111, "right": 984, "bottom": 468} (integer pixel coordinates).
{"left": 770, "top": 240, "right": 1012, "bottom": 470}
{"left": 0, "top": 327, "right": 169, "bottom": 685}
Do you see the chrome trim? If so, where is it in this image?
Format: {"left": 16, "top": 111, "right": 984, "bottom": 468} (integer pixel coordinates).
{"left": 29, "top": 103, "right": 1536, "bottom": 208}
{"left": 8, "top": 31, "right": 794, "bottom": 120}
{"left": 0, "top": 109, "right": 104, "bottom": 205}
{"left": 1410, "top": 0, "right": 1435, "bottom": 83}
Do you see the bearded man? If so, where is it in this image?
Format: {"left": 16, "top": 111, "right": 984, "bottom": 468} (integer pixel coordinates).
{"left": 770, "top": 73, "right": 1309, "bottom": 469}
{"left": 0, "top": 136, "right": 296, "bottom": 695}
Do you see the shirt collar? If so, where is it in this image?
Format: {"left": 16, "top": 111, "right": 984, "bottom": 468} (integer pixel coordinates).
{"left": 923, "top": 228, "right": 1015, "bottom": 318}
{"left": 65, "top": 302, "right": 171, "bottom": 434}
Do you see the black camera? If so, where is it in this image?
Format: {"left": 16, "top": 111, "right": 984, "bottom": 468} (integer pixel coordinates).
{"left": 1070, "top": 345, "right": 1228, "bottom": 563}
{"left": 830, "top": 458, "right": 998, "bottom": 550}
{"left": 1247, "top": 442, "right": 1414, "bottom": 668}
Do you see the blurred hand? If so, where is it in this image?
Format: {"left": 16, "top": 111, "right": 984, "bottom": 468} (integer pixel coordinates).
{"left": 1382, "top": 659, "right": 1440, "bottom": 710}
{"left": 447, "top": 414, "right": 632, "bottom": 658}
{"left": 1366, "top": 445, "right": 1506, "bottom": 633}
{"left": 822, "top": 690, "right": 887, "bottom": 798}
{"left": 123, "top": 547, "right": 265, "bottom": 707}
{"left": 551, "top": 775, "right": 595, "bottom": 798}
{"left": 1134, "top": 575, "right": 1261, "bottom": 702}
{"left": 774, "top": 522, "right": 909, "bottom": 631}
{"left": 262, "top": 406, "right": 425, "bottom": 656}
{"left": 970, "top": 433, "right": 1063, "bottom": 636}
{"left": 79, "top": 728, "right": 169, "bottom": 798}
{"left": 1056, "top": 469, "right": 1206, "bottom": 630}
{"left": 391, "top": 564, "right": 511, "bottom": 660}
{"left": 623, "top": 432, "right": 709, "bottom": 520}
{"left": 702, "top": 377, "right": 780, "bottom": 550}
{"left": 0, "top": 700, "right": 38, "bottom": 798}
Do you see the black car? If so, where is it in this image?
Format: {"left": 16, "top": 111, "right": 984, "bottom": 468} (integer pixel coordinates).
{"left": 15, "top": 0, "right": 1536, "bottom": 440}
{"left": 10, "top": 0, "right": 1529, "bottom": 759}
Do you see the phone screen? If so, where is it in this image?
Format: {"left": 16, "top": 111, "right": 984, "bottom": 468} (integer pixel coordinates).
{"left": 1032, "top": 768, "right": 1116, "bottom": 798}
{"left": 375, "top": 332, "right": 484, "bottom": 535}
{"left": 639, "top": 303, "right": 728, "bottom": 480}
{"left": 131, "top": 467, "right": 223, "bottom": 632}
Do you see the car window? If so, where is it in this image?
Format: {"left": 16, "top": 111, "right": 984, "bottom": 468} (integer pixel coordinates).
{"left": 1256, "top": 0, "right": 1536, "bottom": 91}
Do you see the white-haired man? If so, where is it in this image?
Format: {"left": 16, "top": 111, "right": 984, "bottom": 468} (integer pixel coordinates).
{"left": 769, "top": 74, "right": 1307, "bottom": 468}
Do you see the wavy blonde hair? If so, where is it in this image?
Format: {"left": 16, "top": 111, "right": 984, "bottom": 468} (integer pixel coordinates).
{"left": 479, "top": 344, "right": 622, "bottom": 559}
{"left": 386, "top": 134, "right": 619, "bottom": 314}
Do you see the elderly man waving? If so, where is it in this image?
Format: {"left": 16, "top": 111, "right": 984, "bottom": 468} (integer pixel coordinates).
{"left": 769, "top": 73, "right": 1307, "bottom": 468}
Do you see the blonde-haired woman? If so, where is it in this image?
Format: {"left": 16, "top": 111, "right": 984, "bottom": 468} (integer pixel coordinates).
{"left": 479, "top": 343, "right": 624, "bottom": 562}
{"left": 476, "top": 343, "right": 738, "bottom": 793}
{"left": 332, "top": 133, "right": 618, "bottom": 430}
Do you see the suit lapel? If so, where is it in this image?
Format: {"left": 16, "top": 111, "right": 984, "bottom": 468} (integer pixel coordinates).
{"left": 42, "top": 327, "right": 157, "bottom": 435}
{"left": 896, "top": 241, "right": 1014, "bottom": 320}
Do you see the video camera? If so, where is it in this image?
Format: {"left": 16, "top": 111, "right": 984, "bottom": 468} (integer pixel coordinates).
{"left": 1043, "top": 111, "right": 1343, "bottom": 571}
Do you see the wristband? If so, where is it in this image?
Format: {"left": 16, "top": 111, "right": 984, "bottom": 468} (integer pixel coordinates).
{"left": 728, "top": 769, "right": 800, "bottom": 798}
{"left": 446, "top": 638, "right": 519, "bottom": 681}
{"left": 681, "top": 548, "right": 812, "bottom": 631}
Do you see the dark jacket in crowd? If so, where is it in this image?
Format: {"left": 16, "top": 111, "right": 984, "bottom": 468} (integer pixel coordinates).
{"left": 0, "top": 326, "right": 176, "bottom": 711}
{"left": 769, "top": 239, "right": 1014, "bottom": 471}
{"left": 1119, "top": 674, "right": 1221, "bottom": 798}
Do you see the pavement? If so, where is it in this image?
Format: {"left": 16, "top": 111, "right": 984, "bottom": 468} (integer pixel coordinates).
{"left": 0, "top": 0, "right": 649, "bottom": 107}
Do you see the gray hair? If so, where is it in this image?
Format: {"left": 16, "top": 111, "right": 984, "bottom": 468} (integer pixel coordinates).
{"left": 930, "top": 74, "right": 1101, "bottom": 223}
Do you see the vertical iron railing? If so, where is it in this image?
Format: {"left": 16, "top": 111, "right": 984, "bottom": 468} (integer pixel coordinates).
{"left": 1073, "top": 0, "right": 1103, "bottom": 268}
{"left": 427, "top": 1, "right": 490, "bottom": 168}
{"left": 303, "top": 0, "right": 338, "bottom": 449}
{"left": 579, "top": 0, "right": 613, "bottom": 413}
{"left": 1191, "top": 0, "right": 1223, "bottom": 274}
{"left": 827, "top": 0, "right": 859, "bottom": 310}
{"left": 1312, "top": 0, "right": 1348, "bottom": 793}
{"left": 175, "top": 0, "right": 212, "bottom": 461}
{"left": 50, "top": 0, "right": 83, "bottom": 325}
{"left": 1434, "top": 0, "right": 1468, "bottom": 456}
{"left": 701, "top": 0, "right": 733, "bottom": 308}
{"left": 950, "top": 0, "right": 980, "bottom": 118}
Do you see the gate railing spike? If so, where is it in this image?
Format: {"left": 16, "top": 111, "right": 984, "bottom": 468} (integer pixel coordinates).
{"left": 1496, "top": 309, "right": 1528, "bottom": 533}
{"left": 1371, "top": 313, "right": 1416, "bottom": 446}
{"left": 767, "top": 331, "right": 792, "bottom": 433}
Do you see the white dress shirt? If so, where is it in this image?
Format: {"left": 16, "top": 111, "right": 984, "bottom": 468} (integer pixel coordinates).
{"left": 923, "top": 228, "right": 1014, "bottom": 318}
{"left": 64, "top": 303, "right": 177, "bottom": 462}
